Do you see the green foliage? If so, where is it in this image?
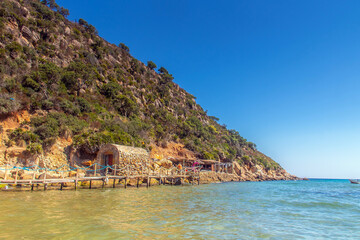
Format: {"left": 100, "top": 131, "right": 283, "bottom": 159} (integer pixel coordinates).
{"left": 158, "top": 67, "right": 168, "bottom": 74}
{"left": 101, "top": 82, "right": 122, "bottom": 98}
{"left": 119, "top": 43, "right": 130, "bottom": 52}
{"left": 147, "top": 61, "right": 157, "bottom": 70}
{"left": 59, "top": 98, "right": 80, "bottom": 115}
{"left": 31, "top": 61, "right": 61, "bottom": 85}
{"left": 27, "top": 142, "right": 43, "bottom": 154}
{"left": 158, "top": 66, "right": 174, "bottom": 84}
{"left": 22, "top": 77, "right": 40, "bottom": 91}
{"left": 77, "top": 97, "right": 91, "bottom": 112}
{"left": 58, "top": 7, "right": 69, "bottom": 17}
{"left": 5, "top": 41, "right": 22, "bottom": 53}
{"left": 113, "top": 94, "right": 139, "bottom": 117}
{"left": 0, "top": 94, "right": 20, "bottom": 114}
{"left": 78, "top": 18, "right": 97, "bottom": 34}
{"left": 61, "top": 71, "right": 78, "bottom": 91}
{"left": 247, "top": 141, "right": 257, "bottom": 150}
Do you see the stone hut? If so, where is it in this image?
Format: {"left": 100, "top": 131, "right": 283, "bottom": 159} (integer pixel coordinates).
{"left": 96, "top": 144, "right": 149, "bottom": 173}
{"left": 201, "top": 160, "right": 220, "bottom": 171}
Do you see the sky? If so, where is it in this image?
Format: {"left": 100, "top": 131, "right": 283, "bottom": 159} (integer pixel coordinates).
{"left": 57, "top": 0, "right": 360, "bottom": 179}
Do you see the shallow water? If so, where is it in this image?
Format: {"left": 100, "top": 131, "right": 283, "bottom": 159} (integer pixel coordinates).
{"left": 0, "top": 179, "right": 359, "bottom": 239}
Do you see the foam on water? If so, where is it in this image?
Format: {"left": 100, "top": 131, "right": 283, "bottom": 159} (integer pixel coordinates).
{"left": 0, "top": 179, "right": 359, "bottom": 239}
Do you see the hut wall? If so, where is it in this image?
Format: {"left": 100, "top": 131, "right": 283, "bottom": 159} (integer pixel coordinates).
{"left": 96, "top": 144, "right": 150, "bottom": 174}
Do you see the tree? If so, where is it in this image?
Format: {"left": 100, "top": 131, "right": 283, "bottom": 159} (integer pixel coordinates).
{"left": 119, "top": 43, "right": 129, "bottom": 53}
{"left": 158, "top": 66, "right": 168, "bottom": 74}
{"left": 78, "top": 18, "right": 88, "bottom": 26}
{"left": 49, "top": 0, "right": 58, "bottom": 9}
{"left": 147, "top": 61, "right": 157, "bottom": 70}
{"left": 58, "top": 7, "right": 69, "bottom": 18}
{"left": 41, "top": 0, "right": 48, "bottom": 5}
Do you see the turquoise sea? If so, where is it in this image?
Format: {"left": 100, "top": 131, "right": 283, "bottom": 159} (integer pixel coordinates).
{"left": 0, "top": 179, "right": 359, "bottom": 239}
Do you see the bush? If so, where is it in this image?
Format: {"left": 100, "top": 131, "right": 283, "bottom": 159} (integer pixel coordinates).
{"left": 59, "top": 98, "right": 80, "bottom": 115}
{"left": 113, "top": 95, "right": 139, "bottom": 117}
{"left": 5, "top": 41, "right": 22, "bottom": 53}
{"left": 119, "top": 43, "right": 129, "bottom": 52}
{"left": 27, "top": 143, "right": 43, "bottom": 154}
{"left": 61, "top": 71, "right": 78, "bottom": 91}
{"left": 101, "top": 82, "right": 122, "bottom": 99}
{"left": 22, "top": 77, "right": 40, "bottom": 91}
{"left": 77, "top": 97, "right": 91, "bottom": 112}
{"left": 41, "top": 99, "right": 54, "bottom": 110}
{"left": 0, "top": 94, "right": 20, "bottom": 114}
{"left": 147, "top": 61, "right": 157, "bottom": 70}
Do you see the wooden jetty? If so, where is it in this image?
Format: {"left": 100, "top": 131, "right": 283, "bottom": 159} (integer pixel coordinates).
{"left": 0, "top": 163, "right": 201, "bottom": 191}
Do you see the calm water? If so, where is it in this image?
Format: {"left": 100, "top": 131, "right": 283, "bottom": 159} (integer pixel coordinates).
{"left": 0, "top": 179, "right": 359, "bottom": 239}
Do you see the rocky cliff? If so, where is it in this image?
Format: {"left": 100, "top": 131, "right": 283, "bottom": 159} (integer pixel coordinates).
{"left": 0, "top": 0, "right": 296, "bottom": 181}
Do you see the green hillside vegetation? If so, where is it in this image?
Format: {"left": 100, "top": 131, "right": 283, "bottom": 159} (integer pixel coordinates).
{"left": 0, "top": 0, "right": 281, "bottom": 170}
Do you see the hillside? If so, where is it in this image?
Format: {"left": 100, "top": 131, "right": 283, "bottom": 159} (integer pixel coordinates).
{"left": 0, "top": 0, "right": 295, "bottom": 180}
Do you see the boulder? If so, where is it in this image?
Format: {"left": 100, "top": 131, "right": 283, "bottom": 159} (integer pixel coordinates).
{"left": 21, "top": 26, "right": 39, "bottom": 42}
{"left": 158, "top": 159, "right": 173, "bottom": 169}
{"left": 64, "top": 27, "right": 71, "bottom": 35}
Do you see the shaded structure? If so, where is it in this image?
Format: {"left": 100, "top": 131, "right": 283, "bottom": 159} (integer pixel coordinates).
{"left": 96, "top": 144, "right": 149, "bottom": 172}
{"left": 167, "top": 157, "right": 203, "bottom": 168}
{"left": 201, "top": 160, "right": 220, "bottom": 171}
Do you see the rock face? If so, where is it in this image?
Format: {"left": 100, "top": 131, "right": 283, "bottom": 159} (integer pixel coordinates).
{"left": 233, "top": 160, "right": 296, "bottom": 181}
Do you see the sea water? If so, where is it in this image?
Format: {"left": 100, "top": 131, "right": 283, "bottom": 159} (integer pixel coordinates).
{"left": 0, "top": 179, "right": 359, "bottom": 239}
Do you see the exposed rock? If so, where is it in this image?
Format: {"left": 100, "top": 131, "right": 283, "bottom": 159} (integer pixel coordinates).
{"left": 64, "top": 27, "right": 71, "bottom": 35}
{"left": 72, "top": 40, "right": 82, "bottom": 49}
{"left": 157, "top": 159, "right": 173, "bottom": 169}
{"left": 21, "top": 26, "right": 39, "bottom": 42}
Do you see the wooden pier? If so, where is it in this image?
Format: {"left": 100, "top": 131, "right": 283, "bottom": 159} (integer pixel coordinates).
{"left": 0, "top": 164, "right": 201, "bottom": 191}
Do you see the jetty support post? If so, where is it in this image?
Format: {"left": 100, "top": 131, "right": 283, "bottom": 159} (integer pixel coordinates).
{"left": 43, "top": 168, "right": 47, "bottom": 191}
{"left": 113, "top": 165, "right": 117, "bottom": 188}
{"left": 4, "top": 164, "right": 8, "bottom": 180}
{"left": 14, "top": 167, "right": 19, "bottom": 185}
{"left": 31, "top": 166, "right": 37, "bottom": 191}
{"left": 75, "top": 170, "right": 78, "bottom": 190}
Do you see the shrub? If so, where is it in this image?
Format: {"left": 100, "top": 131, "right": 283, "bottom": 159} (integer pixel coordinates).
{"left": 100, "top": 82, "right": 122, "bottom": 99}
{"left": 22, "top": 77, "right": 40, "bottom": 91}
{"left": 119, "top": 43, "right": 129, "bottom": 52}
{"left": 41, "top": 99, "right": 54, "bottom": 110}
{"left": 0, "top": 94, "right": 20, "bottom": 114}
{"left": 61, "top": 71, "right": 78, "bottom": 91}
{"left": 59, "top": 98, "right": 80, "bottom": 115}
{"left": 147, "top": 61, "right": 157, "bottom": 70}
{"left": 27, "top": 143, "right": 43, "bottom": 154}
{"left": 113, "top": 95, "right": 139, "bottom": 117}
{"left": 5, "top": 41, "right": 22, "bottom": 53}
{"left": 77, "top": 97, "right": 91, "bottom": 112}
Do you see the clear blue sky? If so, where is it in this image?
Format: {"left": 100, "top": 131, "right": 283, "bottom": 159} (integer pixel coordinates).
{"left": 57, "top": 0, "right": 360, "bottom": 179}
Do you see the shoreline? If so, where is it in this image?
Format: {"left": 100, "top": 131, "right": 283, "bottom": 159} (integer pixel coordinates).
{"left": 0, "top": 171, "right": 299, "bottom": 192}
